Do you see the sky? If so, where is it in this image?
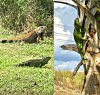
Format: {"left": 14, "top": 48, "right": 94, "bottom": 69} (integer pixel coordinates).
{"left": 54, "top": 2, "right": 83, "bottom": 71}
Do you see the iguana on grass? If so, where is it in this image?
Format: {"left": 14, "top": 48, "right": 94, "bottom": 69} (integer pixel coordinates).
{"left": 0, "top": 26, "right": 47, "bottom": 44}
{"left": 15, "top": 57, "right": 51, "bottom": 68}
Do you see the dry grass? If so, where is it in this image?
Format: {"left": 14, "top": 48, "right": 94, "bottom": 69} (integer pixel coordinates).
{"left": 54, "top": 70, "right": 84, "bottom": 95}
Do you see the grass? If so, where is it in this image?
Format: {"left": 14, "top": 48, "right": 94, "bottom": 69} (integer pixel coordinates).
{"left": 55, "top": 70, "right": 84, "bottom": 89}
{"left": 0, "top": 34, "right": 54, "bottom": 95}
{"left": 54, "top": 70, "right": 84, "bottom": 95}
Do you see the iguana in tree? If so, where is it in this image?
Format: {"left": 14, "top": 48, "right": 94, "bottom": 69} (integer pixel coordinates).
{"left": 74, "top": 18, "right": 84, "bottom": 58}
{"left": 73, "top": 17, "right": 87, "bottom": 76}
{"left": 73, "top": 17, "right": 89, "bottom": 93}
{"left": 0, "top": 26, "right": 47, "bottom": 44}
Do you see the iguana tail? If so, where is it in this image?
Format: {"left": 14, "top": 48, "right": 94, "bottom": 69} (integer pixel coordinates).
{"left": 0, "top": 40, "right": 7, "bottom": 43}
{"left": 0, "top": 39, "right": 21, "bottom": 43}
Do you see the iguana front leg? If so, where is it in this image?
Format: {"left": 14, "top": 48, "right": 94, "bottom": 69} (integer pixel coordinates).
{"left": 37, "top": 36, "right": 40, "bottom": 43}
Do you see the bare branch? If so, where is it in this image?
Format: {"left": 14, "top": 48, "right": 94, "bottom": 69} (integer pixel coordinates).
{"left": 73, "top": 60, "right": 83, "bottom": 76}
{"left": 53, "top": 0, "right": 77, "bottom": 9}
{"left": 60, "top": 44, "right": 78, "bottom": 52}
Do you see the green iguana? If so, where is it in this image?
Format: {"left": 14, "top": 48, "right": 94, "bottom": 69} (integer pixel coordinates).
{"left": 73, "top": 17, "right": 87, "bottom": 76}
{"left": 15, "top": 57, "right": 51, "bottom": 68}
{"left": 74, "top": 18, "right": 84, "bottom": 58}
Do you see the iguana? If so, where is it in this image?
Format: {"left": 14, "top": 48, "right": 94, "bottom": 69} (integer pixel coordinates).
{"left": 15, "top": 57, "right": 51, "bottom": 68}
{"left": 0, "top": 26, "right": 46, "bottom": 43}
{"left": 73, "top": 17, "right": 89, "bottom": 93}
{"left": 73, "top": 17, "right": 87, "bottom": 76}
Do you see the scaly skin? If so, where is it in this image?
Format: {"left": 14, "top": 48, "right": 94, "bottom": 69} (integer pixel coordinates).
{"left": 73, "top": 18, "right": 87, "bottom": 93}
{"left": 15, "top": 57, "right": 51, "bottom": 68}
{"left": 73, "top": 18, "right": 87, "bottom": 76}
{"left": 74, "top": 18, "right": 86, "bottom": 59}
{"left": 0, "top": 26, "right": 47, "bottom": 43}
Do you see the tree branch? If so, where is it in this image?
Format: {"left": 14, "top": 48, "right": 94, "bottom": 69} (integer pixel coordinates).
{"left": 60, "top": 44, "right": 78, "bottom": 52}
{"left": 72, "top": 0, "right": 97, "bottom": 31}
{"left": 73, "top": 60, "right": 83, "bottom": 76}
{"left": 53, "top": 0, "right": 77, "bottom": 9}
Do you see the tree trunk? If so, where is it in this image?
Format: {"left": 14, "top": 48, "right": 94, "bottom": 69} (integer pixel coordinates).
{"left": 82, "top": 52, "right": 100, "bottom": 95}
{"left": 54, "top": 0, "right": 100, "bottom": 94}
{"left": 72, "top": 0, "right": 100, "bottom": 95}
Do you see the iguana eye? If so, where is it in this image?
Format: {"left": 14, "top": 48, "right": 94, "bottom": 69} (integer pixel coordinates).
{"left": 41, "top": 26, "right": 44, "bottom": 28}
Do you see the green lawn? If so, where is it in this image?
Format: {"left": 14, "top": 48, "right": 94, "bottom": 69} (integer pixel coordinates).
{"left": 0, "top": 35, "right": 54, "bottom": 95}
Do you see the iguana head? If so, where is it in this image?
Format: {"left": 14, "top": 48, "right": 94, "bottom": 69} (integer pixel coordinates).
{"left": 42, "top": 57, "right": 51, "bottom": 62}
{"left": 74, "top": 18, "right": 80, "bottom": 28}
{"left": 36, "top": 26, "right": 47, "bottom": 33}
